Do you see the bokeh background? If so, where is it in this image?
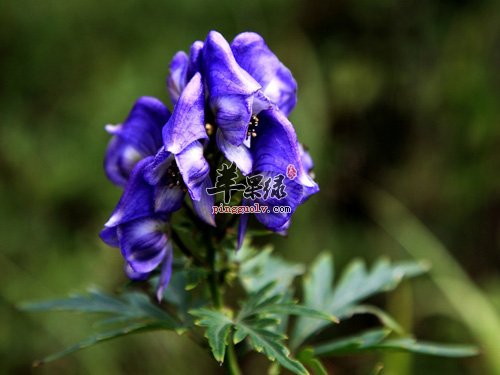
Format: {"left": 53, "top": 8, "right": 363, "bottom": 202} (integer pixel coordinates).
{"left": 1, "top": 0, "right": 499, "bottom": 374}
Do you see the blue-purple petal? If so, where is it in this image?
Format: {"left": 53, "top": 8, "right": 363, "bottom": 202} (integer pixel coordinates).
{"left": 275, "top": 219, "right": 291, "bottom": 236}
{"left": 253, "top": 175, "right": 304, "bottom": 231}
{"left": 252, "top": 109, "right": 315, "bottom": 188}
{"left": 175, "top": 141, "right": 210, "bottom": 201}
{"left": 106, "top": 97, "right": 169, "bottom": 156}
{"left": 203, "top": 30, "right": 265, "bottom": 146}
{"left": 301, "top": 183, "right": 320, "bottom": 204}
{"left": 298, "top": 143, "right": 314, "bottom": 173}
{"left": 143, "top": 147, "right": 173, "bottom": 186}
{"left": 163, "top": 73, "right": 207, "bottom": 155}
{"left": 187, "top": 41, "right": 204, "bottom": 78}
{"left": 154, "top": 184, "right": 185, "bottom": 214}
{"left": 237, "top": 213, "right": 249, "bottom": 250}
{"left": 118, "top": 217, "right": 168, "bottom": 274}
{"left": 231, "top": 32, "right": 297, "bottom": 116}
{"left": 167, "top": 51, "right": 189, "bottom": 106}
{"left": 192, "top": 177, "right": 216, "bottom": 226}
{"left": 125, "top": 263, "right": 150, "bottom": 281}
{"left": 298, "top": 143, "right": 319, "bottom": 203}
{"left": 99, "top": 226, "right": 119, "bottom": 247}
{"left": 104, "top": 97, "right": 170, "bottom": 186}
{"left": 216, "top": 129, "right": 253, "bottom": 175}
{"left": 156, "top": 240, "right": 174, "bottom": 302}
{"left": 104, "top": 137, "right": 142, "bottom": 186}
{"left": 104, "top": 157, "right": 155, "bottom": 228}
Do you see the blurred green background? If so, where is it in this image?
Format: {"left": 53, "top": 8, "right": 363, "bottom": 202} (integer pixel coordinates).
{"left": 1, "top": 0, "right": 499, "bottom": 374}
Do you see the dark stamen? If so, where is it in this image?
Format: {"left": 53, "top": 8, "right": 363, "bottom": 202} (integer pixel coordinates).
{"left": 246, "top": 115, "right": 259, "bottom": 139}
{"left": 166, "top": 163, "right": 187, "bottom": 192}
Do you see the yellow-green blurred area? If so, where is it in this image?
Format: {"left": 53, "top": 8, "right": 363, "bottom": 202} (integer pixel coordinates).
{"left": 1, "top": 0, "right": 499, "bottom": 374}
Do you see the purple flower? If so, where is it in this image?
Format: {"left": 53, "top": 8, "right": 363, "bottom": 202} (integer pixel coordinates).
{"left": 162, "top": 31, "right": 317, "bottom": 239}
{"left": 100, "top": 158, "right": 173, "bottom": 301}
{"left": 298, "top": 143, "right": 319, "bottom": 205}
{"left": 167, "top": 41, "right": 204, "bottom": 106}
{"left": 101, "top": 30, "right": 319, "bottom": 294}
{"left": 231, "top": 32, "right": 297, "bottom": 117}
{"left": 237, "top": 109, "right": 319, "bottom": 247}
{"left": 104, "top": 97, "right": 170, "bottom": 187}
{"left": 146, "top": 72, "right": 215, "bottom": 226}
{"left": 201, "top": 31, "right": 299, "bottom": 177}
{"left": 202, "top": 31, "right": 271, "bottom": 175}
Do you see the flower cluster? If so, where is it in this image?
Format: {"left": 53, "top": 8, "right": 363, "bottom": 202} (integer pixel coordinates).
{"left": 100, "top": 31, "right": 319, "bottom": 300}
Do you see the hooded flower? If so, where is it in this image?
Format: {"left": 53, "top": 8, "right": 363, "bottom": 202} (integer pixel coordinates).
{"left": 231, "top": 32, "right": 297, "bottom": 117}
{"left": 101, "top": 30, "right": 319, "bottom": 295}
{"left": 100, "top": 158, "right": 173, "bottom": 301}
{"left": 237, "top": 109, "right": 319, "bottom": 247}
{"left": 202, "top": 31, "right": 272, "bottom": 175}
{"left": 167, "top": 41, "right": 204, "bottom": 106}
{"left": 145, "top": 72, "right": 215, "bottom": 226}
{"left": 298, "top": 143, "right": 318, "bottom": 204}
{"left": 200, "top": 31, "right": 299, "bottom": 177}
{"left": 104, "top": 97, "right": 170, "bottom": 187}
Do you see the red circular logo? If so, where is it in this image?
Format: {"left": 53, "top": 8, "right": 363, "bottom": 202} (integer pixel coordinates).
{"left": 286, "top": 164, "right": 297, "bottom": 180}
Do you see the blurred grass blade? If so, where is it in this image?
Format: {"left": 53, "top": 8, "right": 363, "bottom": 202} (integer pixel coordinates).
{"left": 312, "top": 329, "right": 477, "bottom": 358}
{"left": 373, "top": 338, "right": 479, "bottom": 357}
{"left": 368, "top": 188, "right": 499, "bottom": 371}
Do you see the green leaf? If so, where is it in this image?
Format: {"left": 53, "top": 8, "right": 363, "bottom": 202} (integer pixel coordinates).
{"left": 185, "top": 268, "right": 208, "bottom": 291}
{"left": 158, "top": 269, "right": 209, "bottom": 323}
{"left": 331, "top": 258, "right": 428, "bottom": 317}
{"left": 292, "top": 254, "right": 427, "bottom": 348}
{"left": 256, "top": 303, "right": 337, "bottom": 323}
{"left": 303, "top": 253, "right": 334, "bottom": 310}
{"left": 234, "top": 321, "right": 308, "bottom": 375}
{"left": 346, "top": 305, "right": 404, "bottom": 334}
{"left": 21, "top": 289, "right": 129, "bottom": 315}
{"left": 313, "top": 329, "right": 391, "bottom": 356}
{"left": 22, "top": 289, "right": 181, "bottom": 363}
{"left": 33, "top": 322, "right": 164, "bottom": 366}
{"left": 21, "top": 289, "right": 177, "bottom": 325}
{"left": 236, "top": 245, "right": 304, "bottom": 295}
{"left": 297, "top": 348, "right": 328, "bottom": 375}
{"left": 312, "top": 329, "right": 478, "bottom": 358}
{"left": 190, "top": 308, "right": 233, "bottom": 363}
{"left": 237, "top": 283, "right": 335, "bottom": 325}
{"left": 237, "top": 282, "right": 282, "bottom": 319}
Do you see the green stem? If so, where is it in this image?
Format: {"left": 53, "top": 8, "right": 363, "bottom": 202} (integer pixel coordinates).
{"left": 205, "top": 232, "right": 242, "bottom": 375}
{"left": 206, "top": 233, "right": 222, "bottom": 309}
{"left": 226, "top": 336, "right": 242, "bottom": 375}
{"left": 171, "top": 229, "right": 205, "bottom": 266}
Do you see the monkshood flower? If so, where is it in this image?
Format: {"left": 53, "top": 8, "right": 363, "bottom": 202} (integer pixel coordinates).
{"left": 104, "top": 97, "right": 170, "bottom": 187}
{"left": 237, "top": 108, "right": 319, "bottom": 247}
{"left": 167, "top": 31, "right": 297, "bottom": 176}
{"left": 167, "top": 41, "right": 204, "bottom": 106}
{"left": 203, "top": 31, "right": 297, "bottom": 175}
{"left": 298, "top": 143, "right": 318, "bottom": 204}
{"left": 230, "top": 32, "right": 297, "bottom": 117}
{"left": 163, "top": 31, "right": 317, "bottom": 238}
{"left": 146, "top": 72, "right": 215, "bottom": 226}
{"left": 100, "top": 158, "right": 173, "bottom": 301}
